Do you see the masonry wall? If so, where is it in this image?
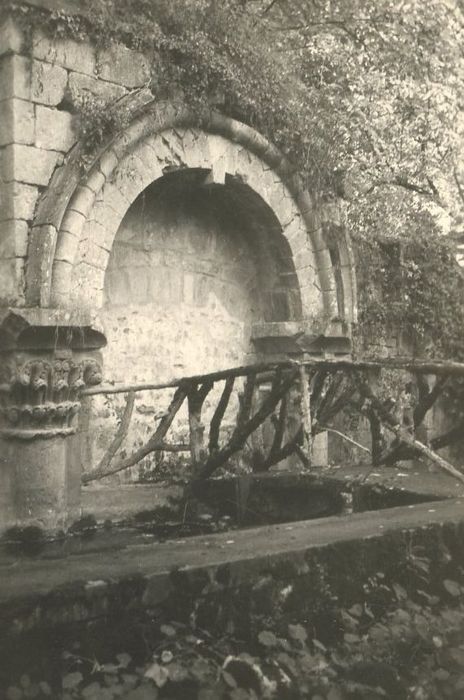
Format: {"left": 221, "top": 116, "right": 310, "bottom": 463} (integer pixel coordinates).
{"left": 83, "top": 163, "right": 310, "bottom": 477}
{"left": 86, "top": 176, "right": 270, "bottom": 474}
{"left": 0, "top": 13, "right": 343, "bottom": 483}
{"left": 0, "top": 17, "right": 152, "bottom": 305}
{"left": 103, "top": 185, "right": 267, "bottom": 385}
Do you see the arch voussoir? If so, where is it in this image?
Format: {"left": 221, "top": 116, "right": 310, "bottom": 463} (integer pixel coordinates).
{"left": 26, "top": 101, "right": 354, "bottom": 327}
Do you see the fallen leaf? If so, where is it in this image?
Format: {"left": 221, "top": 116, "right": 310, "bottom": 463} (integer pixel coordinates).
{"left": 116, "top": 652, "right": 132, "bottom": 668}
{"left": 348, "top": 604, "right": 363, "bottom": 617}
{"left": 444, "top": 580, "right": 461, "bottom": 597}
{"left": 62, "top": 672, "right": 83, "bottom": 690}
{"left": 144, "top": 663, "right": 169, "bottom": 688}
{"left": 161, "top": 650, "right": 173, "bottom": 664}
{"left": 288, "top": 623, "right": 307, "bottom": 642}
{"left": 258, "top": 630, "right": 278, "bottom": 648}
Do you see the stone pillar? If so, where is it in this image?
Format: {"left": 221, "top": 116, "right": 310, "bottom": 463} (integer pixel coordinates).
{"left": 0, "top": 309, "right": 105, "bottom": 532}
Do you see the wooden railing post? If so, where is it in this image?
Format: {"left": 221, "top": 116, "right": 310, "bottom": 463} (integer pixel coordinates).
{"left": 299, "top": 364, "right": 312, "bottom": 463}
{"left": 187, "top": 381, "right": 213, "bottom": 475}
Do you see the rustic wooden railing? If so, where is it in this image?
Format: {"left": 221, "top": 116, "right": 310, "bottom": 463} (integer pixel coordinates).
{"left": 81, "top": 357, "right": 464, "bottom": 485}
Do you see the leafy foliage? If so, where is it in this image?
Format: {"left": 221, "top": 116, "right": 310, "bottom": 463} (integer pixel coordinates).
{"left": 2, "top": 0, "right": 464, "bottom": 357}
{"left": 6, "top": 561, "right": 464, "bottom": 699}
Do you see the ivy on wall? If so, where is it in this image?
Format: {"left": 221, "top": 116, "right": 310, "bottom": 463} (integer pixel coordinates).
{"left": 3, "top": 0, "right": 464, "bottom": 361}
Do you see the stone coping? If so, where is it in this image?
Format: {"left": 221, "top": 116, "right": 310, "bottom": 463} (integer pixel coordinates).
{"left": 79, "top": 466, "right": 464, "bottom": 525}
{"left": 0, "top": 497, "right": 462, "bottom": 619}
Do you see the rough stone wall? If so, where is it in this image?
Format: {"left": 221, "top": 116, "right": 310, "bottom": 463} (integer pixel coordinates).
{"left": 103, "top": 185, "right": 263, "bottom": 384}
{"left": 0, "top": 16, "right": 152, "bottom": 305}
{"left": 86, "top": 173, "right": 306, "bottom": 476}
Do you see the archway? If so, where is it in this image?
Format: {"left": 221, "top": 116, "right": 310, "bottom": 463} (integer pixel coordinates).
{"left": 24, "top": 112, "right": 356, "bottom": 478}
{"left": 26, "top": 106, "right": 355, "bottom": 329}
{"left": 102, "top": 168, "right": 303, "bottom": 384}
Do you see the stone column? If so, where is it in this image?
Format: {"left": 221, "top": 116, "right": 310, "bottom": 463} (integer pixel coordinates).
{"left": 0, "top": 310, "right": 105, "bottom": 533}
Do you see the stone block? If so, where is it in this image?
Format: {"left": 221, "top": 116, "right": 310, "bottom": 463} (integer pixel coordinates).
{"left": 299, "top": 284, "right": 323, "bottom": 316}
{"left": 99, "top": 185, "right": 130, "bottom": 222}
{"left": 97, "top": 44, "right": 150, "bottom": 87}
{"left": 296, "top": 265, "right": 316, "bottom": 287}
{"left": 0, "top": 98, "right": 35, "bottom": 146}
{"left": 0, "top": 17, "right": 24, "bottom": 56}
{"left": 31, "top": 59, "right": 68, "bottom": 106}
{"left": 282, "top": 215, "right": 304, "bottom": 243}
{"left": 128, "top": 268, "right": 150, "bottom": 302}
{"left": 50, "top": 259, "right": 72, "bottom": 298}
{"left": 79, "top": 239, "right": 109, "bottom": 271}
{"left": 32, "top": 29, "right": 95, "bottom": 75}
{"left": 68, "top": 185, "right": 96, "bottom": 219}
{"left": 315, "top": 247, "right": 333, "bottom": 271}
{"left": 273, "top": 190, "right": 296, "bottom": 228}
{"left": 0, "top": 257, "right": 24, "bottom": 303}
{"left": 294, "top": 248, "right": 316, "bottom": 270}
{"left": 0, "top": 181, "right": 39, "bottom": 221}
{"left": 96, "top": 148, "right": 119, "bottom": 178}
{"left": 54, "top": 230, "right": 80, "bottom": 265}
{"left": 85, "top": 219, "right": 112, "bottom": 252}
{"left": 0, "top": 219, "right": 29, "bottom": 258}
{"left": 61, "top": 208, "right": 86, "bottom": 236}
{"left": 35, "top": 105, "right": 76, "bottom": 152}
{"left": 0, "top": 144, "right": 61, "bottom": 185}
{"left": 0, "top": 258, "right": 16, "bottom": 300}
{"left": 0, "top": 54, "right": 30, "bottom": 100}
{"left": 68, "top": 71, "right": 126, "bottom": 106}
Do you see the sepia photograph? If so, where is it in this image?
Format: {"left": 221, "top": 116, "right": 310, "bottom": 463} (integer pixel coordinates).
{"left": 0, "top": 0, "right": 464, "bottom": 697}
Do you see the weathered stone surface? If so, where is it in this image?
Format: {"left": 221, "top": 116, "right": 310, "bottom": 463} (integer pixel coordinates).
{"left": 0, "top": 258, "right": 18, "bottom": 300}
{"left": 0, "top": 97, "right": 35, "bottom": 146}
{"left": 31, "top": 59, "right": 68, "bottom": 106}
{"left": 0, "top": 181, "right": 39, "bottom": 221}
{"left": 294, "top": 248, "right": 316, "bottom": 271}
{"left": 0, "top": 54, "right": 30, "bottom": 100}
{"left": 60, "top": 208, "right": 86, "bottom": 235}
{"left": 82, "top": 483, "right": 184, "bottom": 522}
{"left": 0, "top": 411, "right": 81, "bottom": 529}
{"left": 316, "top": 247, "right": 334, "bottom": 272}
{"left": 54, "top": 230, "right": 79, "bottom": 264}
{"left": 32, "top": 29, "right": 95, "bottom": 75}
{"left": 0, "top": 17, "right": 24, "bottom": 57}
{"left": 0, "top": 219, "right": 29, "bottom": 258}
{"left": 49, "top": 259, "right": 72, "bottom": 304}
{"left": 0, "top": 498, "right": 463, "bottom": 634}
{"left": 35, "top": 104, "right": 76, "bottom": 151}
{"left": 83, "top": 178, "right": 266, "bottom": 473}
{"left": 97, "top": 44, "right": 151, "bottom": 87}
{"left": 0, "top": 257, "right": 24, "bottom": 304}
{"left": 0, "top": 144, "right": 61, "bottom": 185}
{"left": 78, "top": 238, "right": 109, "bottom": 271}
{"left": 68, "top": 71, "right": 126, "bottom": 105}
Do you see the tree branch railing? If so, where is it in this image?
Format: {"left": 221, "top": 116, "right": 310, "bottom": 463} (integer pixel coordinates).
{"left": 81, "top": 357, "right": 464, "bottom": 485}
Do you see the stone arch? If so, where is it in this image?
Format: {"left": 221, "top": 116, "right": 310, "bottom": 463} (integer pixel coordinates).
{"left": 26, "top": 103, "right": 356, "bottom": 327}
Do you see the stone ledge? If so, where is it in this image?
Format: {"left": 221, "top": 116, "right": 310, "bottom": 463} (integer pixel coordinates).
{"left": 251, "top": 321, "right": 351, "bottom": 355}
{"left": 0, "top": 497, "right": 463, "bottom": 636}
{"left": 81, "top": 483, "right": 184, "bottom": 522}
{"left": 0, "top": 307, "right": 106, "bottom": 350}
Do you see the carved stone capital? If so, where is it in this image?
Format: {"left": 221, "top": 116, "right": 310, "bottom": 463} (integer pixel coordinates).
{"left": 0, "top": 356, "right": 102, "bottom": 439}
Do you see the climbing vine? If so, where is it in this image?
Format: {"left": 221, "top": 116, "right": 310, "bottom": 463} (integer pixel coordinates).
{"left": 2, "top": 0, "right": 464, "bottom": 360}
